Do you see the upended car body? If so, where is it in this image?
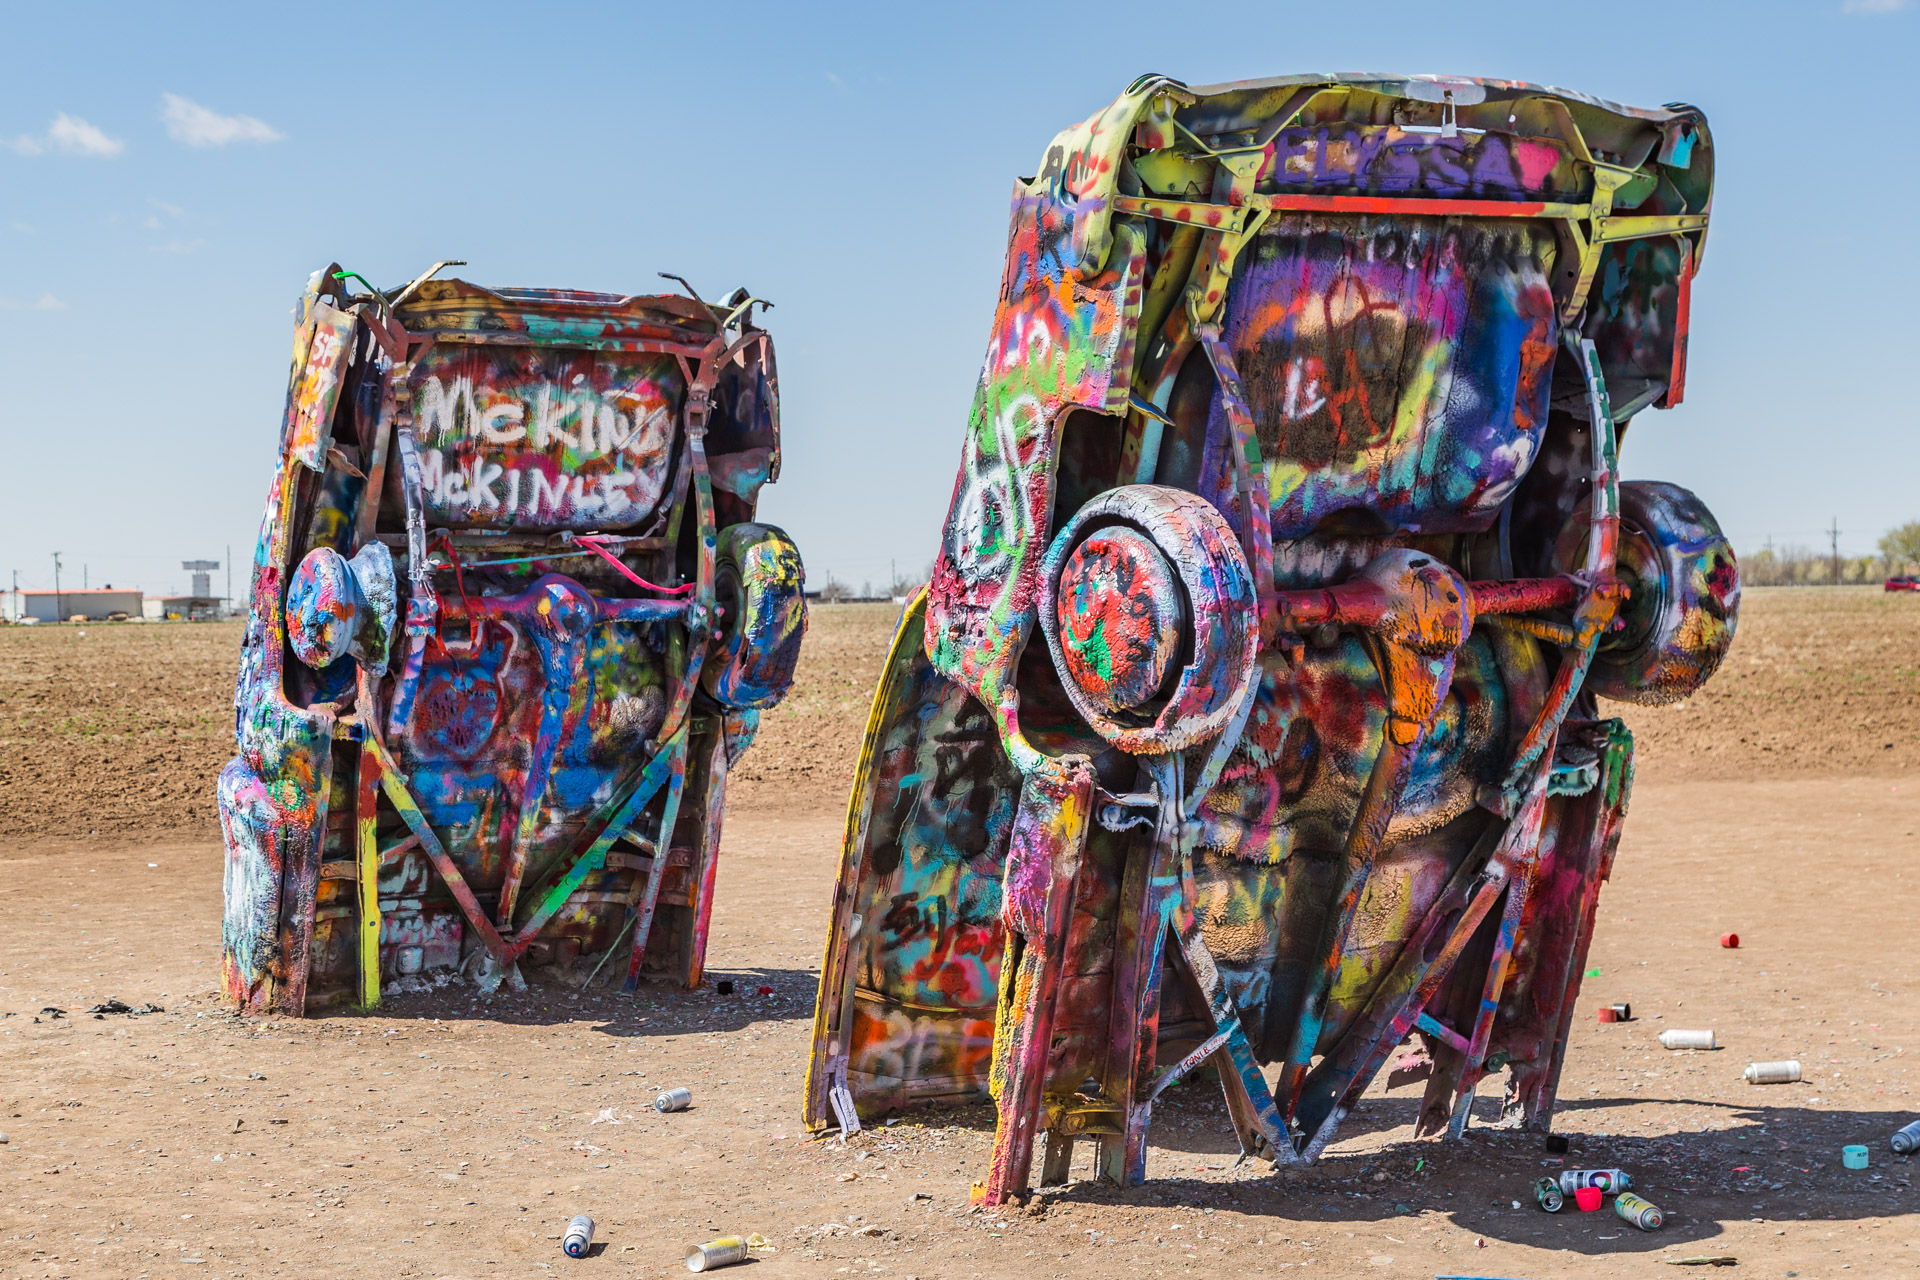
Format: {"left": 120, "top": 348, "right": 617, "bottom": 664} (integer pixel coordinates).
{"left": 220, "top": 264, "right": 805, "bottom": 1016}
{"left": 805, "top": 73, "right": 1738, "bottom": 1200}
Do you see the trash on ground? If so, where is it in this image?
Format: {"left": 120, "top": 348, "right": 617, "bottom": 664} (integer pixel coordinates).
{"left": 1743, "top": 1060, "right": 1801, "bottom": 1084}
{"left": 1842, "top": 1144, "right": 1869, "bottom": 1169}
{"left": 1891, "top": 1118, "right": 1920, "bottom": 1154}
{"left": 1719, "top": 932, "right": 1739, "bottom": 948}
{"left": 1558, "top": 1169, "right": 1630, "bottom": 1193}
{"left": 655, "top": 1087, "right": 692, "bottom": 1113}
{"left": 1659, "top": 1029, "right": 1717, "bottom": 1050}
{"left": 563, "top": 1214, "right": 594, "bottom": 1257}
{"left": 685, "top": 1236, "right": 749, "bottom": 1272}
{"left": 1614, "top": 1191, "right": 1664, "bottom": 1230}
{"left": 1533, "top": 1176, "right": 1565, "bottom": 1212}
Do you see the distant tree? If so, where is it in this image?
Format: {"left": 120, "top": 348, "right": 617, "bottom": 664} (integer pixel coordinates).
{"left": 816, "top": 573, "right": 851, "bottom": 603}
{"left": 1879, "top": 521, "right": 1920, "bottom": 574}
{"left": 1742, "top": 543, "right": 1822, "bottom": 587}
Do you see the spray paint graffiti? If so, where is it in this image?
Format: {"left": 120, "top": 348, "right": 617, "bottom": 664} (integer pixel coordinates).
{"left": 808, "top": 73, "right": 1737, "bottom": 1206}
{"left": 220, "top": 265, "right": 805, "bottom": 1016}
{"left": 411, "top": 352, "right": 681, "bottom": 528}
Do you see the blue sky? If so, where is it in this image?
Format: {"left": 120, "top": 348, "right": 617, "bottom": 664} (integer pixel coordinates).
{"left": 2, "top": 0, "right": 1914, "bottom": 599}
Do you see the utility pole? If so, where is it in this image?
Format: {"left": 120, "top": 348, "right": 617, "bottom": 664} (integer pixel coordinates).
{"left": 8, "top": 569, "right": 14, "bottom": 621}
{"left": 52, "top": 552, "right": 62, "bottom": 622}
{"left": 226, "top": 545, "right": 232, "bottom": 615}
{"left": 1829, "top": 517, "right": 1842, "bottom": 586}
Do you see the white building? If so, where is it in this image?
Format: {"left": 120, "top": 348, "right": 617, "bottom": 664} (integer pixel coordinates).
{"left": 19, "top": 588, "right": 144, "bottom": 622}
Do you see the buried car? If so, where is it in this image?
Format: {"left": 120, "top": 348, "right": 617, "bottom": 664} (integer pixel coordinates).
{"left": 220, "top": 263, "right": 805, "bottom": 1016}
{"left": 805, "top": 73, "right": 1737, "bottom": 1201}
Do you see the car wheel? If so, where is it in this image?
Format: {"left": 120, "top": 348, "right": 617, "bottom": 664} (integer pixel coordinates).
{"left": 701, "top": 523, "right": 807, "bottom": 710}
{"left": 1556, "top": 480, "right": 1740, "bottom": 705}
{"left": 1038, "top": 485, "right": 1258, "bottom": 753}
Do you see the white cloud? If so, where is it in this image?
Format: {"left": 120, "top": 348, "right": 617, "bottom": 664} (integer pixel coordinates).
{"left": 0, "top": 293, "right": 68, "bottom": 311}
{"left": 161, "top": 94, "right": 284, "bottom": 147}
{"left": 4, "top": 113, "right": 124, "bottom": 157}
{"left": 143, "top": 198, "right": 187, "bottom": 231}
{"left": 49, "top": 112, "right": 124, "bottom": 156}
{"left": 1844, "top": 0, "right": 1910, "bottom": 12}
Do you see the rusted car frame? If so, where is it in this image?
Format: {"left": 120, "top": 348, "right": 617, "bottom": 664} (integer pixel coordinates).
{"left": 221, "top": 264, "right": 804, "bottom": 1015}
{"left": 804, "top": 73, "right": 1737, "bottom": 1202}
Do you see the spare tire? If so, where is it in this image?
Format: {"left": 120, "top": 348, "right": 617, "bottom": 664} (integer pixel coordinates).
{"left": 702, "top": 523, "right": 807, "bottom": 710}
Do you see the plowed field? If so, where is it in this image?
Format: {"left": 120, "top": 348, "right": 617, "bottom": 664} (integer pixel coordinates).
{"left": 1, "top": 590, "right": 1916, "bottom": 1278}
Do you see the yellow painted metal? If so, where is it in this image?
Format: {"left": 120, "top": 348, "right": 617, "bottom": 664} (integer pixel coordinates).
{"left": 1592, "top": 213, "right": 1711, "bottom": 243}
{"left": 1111, "top": 195, "right": 1249, "bottom": 233}
{"left": 1559, "top": 164, "right": 1636, "bottom": 323}
{"left": 803, "top": 589, "right": 932, "bottom": 1133}
{"left": 356, "top": 763, "right": 382, "bottom": 1009}
{"left": 1114, "top": 89, "right": 1708, "bottom": 334}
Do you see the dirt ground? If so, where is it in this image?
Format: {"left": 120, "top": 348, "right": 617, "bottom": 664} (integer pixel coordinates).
{"left": 2, "top": 589, "right": 1918, "bottom": 1278}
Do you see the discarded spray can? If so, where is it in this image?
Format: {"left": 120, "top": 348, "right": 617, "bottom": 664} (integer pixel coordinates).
{"left": 563, "top": 1215, "right": 595, "bottom": 1258}
{"left": 1891, "top": 1118, "right": 1920, "bottom": 1155}
{"left": 1614, "top": 1191, "right": 1664, "bottom": 1231}
{"left": 656, "top": 1086, "right": 693, "bottom": 1113}
{"left": 1659, "top": 1029, "right": 1717, "bottom": 1050}
{"left": 1534, "top": 1176, "right": 1565, "bottom": 1212}
{"left": 1744, "top": 1060, "right": 1801, "bottom": 1084}
{"left": 1558, "top": 1168, "right": 1631, "bottom": 1194}
{"left": 685, "top": 1236, "right": 749, "bottom": 1272}
{"left": 1609, "top": 1002, "right": 1632, "bottom": 1021}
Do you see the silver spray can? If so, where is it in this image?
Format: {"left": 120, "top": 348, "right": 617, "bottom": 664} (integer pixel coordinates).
{"left": 562, "top": 1214, "right": 595, "bottom": 1257}
{"left": 1614, "top": 1191, "right": 1664, "bottom": 1230}
{"left": 685, "top": 1236, "right": 749, "bottom": 1271}
{"left": 656, "top": 1086, "right": 693, "bottom": 1112}
{"left": 1891, "top": 1118, "right": 1920, "bottom": 1155}
{"left": 1558, "top": 1168, "right": 1631, "bottom": 1193}
{"left": 1744, "top": 1060, "right": 1801, "bottom": 1084}
{"left": 1658, "top": 1029, "right": 1716, "bottom": 1050}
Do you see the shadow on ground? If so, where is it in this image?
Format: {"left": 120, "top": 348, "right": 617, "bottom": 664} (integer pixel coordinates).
{"left": 335, "top": 964, "right": 823, "bottom": 1037}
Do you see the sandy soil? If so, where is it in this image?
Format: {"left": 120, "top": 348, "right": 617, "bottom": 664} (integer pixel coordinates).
{"left": 2, "top": 591, "right": 1918, "bottom": 1278}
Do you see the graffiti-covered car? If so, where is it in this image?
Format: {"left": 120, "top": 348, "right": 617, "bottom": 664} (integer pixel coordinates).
{"left": 220, "top": 263, "right": 805, "bottom": 1016}
{"left": 805, "top": 74, "right": 1737, "bottom": 1200}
